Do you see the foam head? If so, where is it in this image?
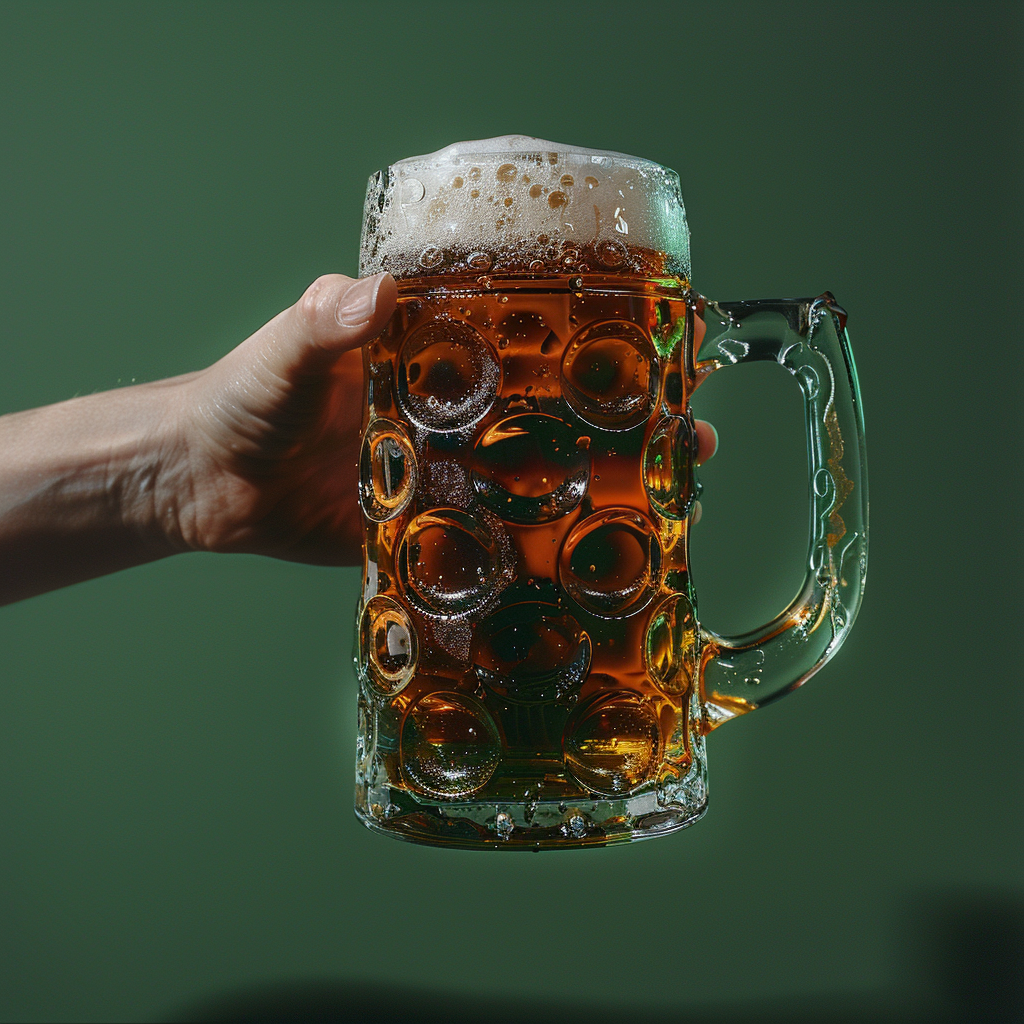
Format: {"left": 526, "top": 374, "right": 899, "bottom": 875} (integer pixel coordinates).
{"left": 359, "top": 136, "right": 691, "bottom": 282}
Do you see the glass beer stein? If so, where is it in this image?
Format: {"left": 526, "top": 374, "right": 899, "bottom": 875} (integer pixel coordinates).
{"left": 352, "top": 136, "right": 867, "bottom": 849}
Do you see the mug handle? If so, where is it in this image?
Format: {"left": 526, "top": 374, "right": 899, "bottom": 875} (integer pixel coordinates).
{"left": 690, "top": 292, "right": 868, "bottom": 730}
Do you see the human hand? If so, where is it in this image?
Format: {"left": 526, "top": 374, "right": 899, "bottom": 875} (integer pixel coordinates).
{"left": 166, "top": 273, "right": 398, "bottom": 566}
{"left": 167, "top": 272, "right": 719, "bottom": 566}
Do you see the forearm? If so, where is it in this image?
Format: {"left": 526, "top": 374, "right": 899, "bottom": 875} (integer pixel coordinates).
{"left": 0, "top": 377, "right": 192, "bottom": 605}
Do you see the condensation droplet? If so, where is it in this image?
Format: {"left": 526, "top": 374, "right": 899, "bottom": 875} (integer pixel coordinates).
{"left": 548, "top": 191, "right": 567, "bottom": 209}
{"left": 540, "top": 332, "right": 560, "bottom": 356}
{"left": 496, "top": 163, "right": 517, "bottom": 183}
{"left": 495, "top": 811, "right": 514, "bottom": 838}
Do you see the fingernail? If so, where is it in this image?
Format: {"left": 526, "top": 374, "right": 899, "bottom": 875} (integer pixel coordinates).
{"left": 691, "top": 500, "right": 702, "bottom": 525}
{"left": 337, "top": 274, "right": 384, "bottom": 327}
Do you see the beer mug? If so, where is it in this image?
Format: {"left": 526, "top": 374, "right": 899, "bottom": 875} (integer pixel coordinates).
{"left": 352, "top": 137, "right": 867, "bottom": 849}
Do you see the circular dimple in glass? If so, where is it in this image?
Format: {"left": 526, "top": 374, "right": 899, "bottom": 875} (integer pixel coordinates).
{"left": 560, "top": 320, "right": 658, "bottom": 430}
{"left": 471, "top": 602, "right": 591, "bottom": 703}
{"left": 471, "top": 414, "right": 590, "bottom": 524}
{"left": 644, "top": 594, "right": 697, "bottom": 696}
{"left": 358, "top": 420, "right": 417, "bottom": 522}
{"left": 397, "top": 319, "right": 500, "bottom": 432}
{"left": 397, "top": 508, "right": 505, "bottom": 617}
{"left": 563, "top": 690, "right": 661, "bottom": 797}
{"left": 359, "top": 595, "right": 418, "bottom": 696}
{"left": 400, "top": 691, "right": 501, "bottom": 799}
{"left": 643, "top": 415, "right": 695, "bottom": 520}
{"left": 559, "top": 509, "right": 662, "bottom": 618}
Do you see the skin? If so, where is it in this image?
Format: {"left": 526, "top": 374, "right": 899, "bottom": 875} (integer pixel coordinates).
{"left": 0, "top": 273, "right": 717, "bottom": 607}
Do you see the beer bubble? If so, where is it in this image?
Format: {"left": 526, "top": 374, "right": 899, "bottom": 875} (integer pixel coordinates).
{"left": 418, "top": 246, "right": 444, "bottom": 270}
{"left": 359, "top": 595, "right": 418, "bottom": 696}
{"left": 560, "top": 320, "right": 658, "bottom": 431}
{"left": 471, "top": 414, "right": 590, "bottom": 523}
{"left": 467, "top": 250, "right": 492, "bottom": 271}
{"left": 402, "top": 177, "right": 425, "bottom": 204}
{"left": 595, "top": 238, "right": 627, "bottom": 267}
{"left": 471, "top": 602, "right": 591, "bottom": 703}
{"left": 358, "top": 420, "right": 417, "bottom": 522}
{"left": 398, "top": 508, "right": 509, "bottom": 617}
{"left": 644, "top": 594, "right": 697, "bottom": 695}
{"left": 559, "top": 509, "right": 662, "bottom": 617}
{"left": 643, "top": 415, "right": 695, "bottom": 519}
{"left": 400, "top": 691, "right": 501, "bottom": 799}
{"left": 397, "top": 319, "right": 500, "bottom": 431}
{"left": 563, "top": 690, "right": 660, "bottom": 796}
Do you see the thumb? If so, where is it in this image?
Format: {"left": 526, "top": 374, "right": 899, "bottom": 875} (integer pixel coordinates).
{"left": 249, "top": 272, "right": 398, "bottom": 380}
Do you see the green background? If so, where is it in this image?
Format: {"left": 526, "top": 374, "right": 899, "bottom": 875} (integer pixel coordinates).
{"left": 1, "top": 2, "right": 1020, "bottom": 1021}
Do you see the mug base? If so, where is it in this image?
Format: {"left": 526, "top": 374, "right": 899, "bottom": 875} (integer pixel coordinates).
{"left": 354, "top": 784, "right": 708, "bottom": 851}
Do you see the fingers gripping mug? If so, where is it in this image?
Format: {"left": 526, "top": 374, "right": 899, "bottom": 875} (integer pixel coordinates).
{"left": 352, "top": 137, "right": 867, "bottom": 849}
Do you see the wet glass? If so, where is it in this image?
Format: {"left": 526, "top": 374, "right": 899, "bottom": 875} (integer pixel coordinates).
{"left": 352, "top": 136, "right": 868, "bottom": 849}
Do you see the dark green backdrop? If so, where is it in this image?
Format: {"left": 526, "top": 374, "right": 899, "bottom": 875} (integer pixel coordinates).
{"left": 1, "top": 3, "right": 1020, "bottom": 1021}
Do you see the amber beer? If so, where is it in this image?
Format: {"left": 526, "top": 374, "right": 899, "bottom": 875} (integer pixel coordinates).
{"left": 351, "top": 137, "right": 867, "bottom": 850}
{"left": 355, "top": 269, "right": 702, "bottom": 847}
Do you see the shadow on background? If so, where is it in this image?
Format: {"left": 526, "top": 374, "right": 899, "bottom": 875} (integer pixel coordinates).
{"left": 171, "top": 891, "right": 1023, "bottom": 1023}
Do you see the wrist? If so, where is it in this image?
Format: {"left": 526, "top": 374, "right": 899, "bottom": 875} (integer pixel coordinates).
{"left": 0, "top": 376, "right": 194, "bottom": 603}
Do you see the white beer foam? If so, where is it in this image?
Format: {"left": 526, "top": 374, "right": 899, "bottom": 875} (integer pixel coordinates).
{"left": 359, "top": 135, "right": 690, "bottom": 281}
